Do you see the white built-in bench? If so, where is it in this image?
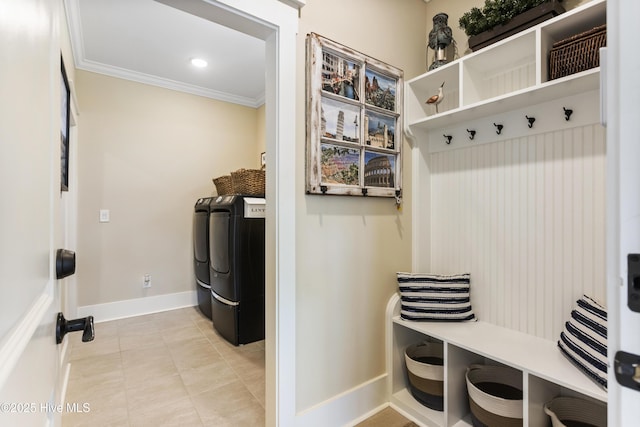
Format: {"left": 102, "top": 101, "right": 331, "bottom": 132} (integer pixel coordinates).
{"left": 385, "top": 293, "right": 607, "bottom": 427}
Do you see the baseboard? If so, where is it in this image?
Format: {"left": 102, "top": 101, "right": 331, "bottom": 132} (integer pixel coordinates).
{"left": 77, "top": 290, "right": 197, "bottom": 323}
{"left": 295, "top": 374, "right": 388, "bottom": 427}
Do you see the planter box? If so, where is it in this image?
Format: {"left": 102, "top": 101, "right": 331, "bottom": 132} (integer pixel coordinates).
{"left": 468, "top": 1, "right": 566, "bottom": 52}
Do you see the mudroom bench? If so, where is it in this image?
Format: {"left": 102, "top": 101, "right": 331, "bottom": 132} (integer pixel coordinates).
{"left": 385, "top": 293, "right": 607, "bottom": 427}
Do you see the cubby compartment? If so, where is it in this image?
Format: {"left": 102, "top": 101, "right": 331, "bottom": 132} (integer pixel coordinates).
{"left": 528, "top": 374, "right": 606, "bottom": 427}
{"left": 540, "top": 0, "right": 606, "bottom": 83}
{"left": 405, "top": 62, "right": 460, "bottom": 125}
{"left": 391, "top": 323, "right": 446, "bottom": 427}
{"left": 462, "top": 31, "right": 536, "bottom": 106}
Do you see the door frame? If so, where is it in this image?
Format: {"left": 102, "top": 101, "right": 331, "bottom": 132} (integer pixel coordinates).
{"left": 606, "top": 0, "right": 640, "bottom": 425}
{"left": 154, "top": 1, "right": 300, "bottom": 425}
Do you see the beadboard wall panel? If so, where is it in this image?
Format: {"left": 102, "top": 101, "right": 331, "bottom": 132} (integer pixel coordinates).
{"left": 429, "top": 123, "right": 605, "bottom": 341}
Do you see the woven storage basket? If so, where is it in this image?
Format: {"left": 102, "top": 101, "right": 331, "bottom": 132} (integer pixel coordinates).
{"left": 231, "top": 168, "right": 265, "bottom": 196}
{"left": 544, "top": 397, "right": 607, "bottom": 427}
{"left": 549, "top": 24, "right": 606, "bottom": 80}
{"left": 213, "top": 175, "right": 234, "bottom": 196}
{"left": 465, "top": 365, "right": 523, "bottom": 427}
{"left": 404, "top": 341, "right": 444, "bottom": 411}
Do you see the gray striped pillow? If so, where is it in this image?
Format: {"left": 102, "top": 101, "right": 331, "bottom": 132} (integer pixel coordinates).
{"left": 558, "top": 295, "right": 607, "bottom": 389}
{"left": 397, "top": 272, "right": 476, "bottom": 322}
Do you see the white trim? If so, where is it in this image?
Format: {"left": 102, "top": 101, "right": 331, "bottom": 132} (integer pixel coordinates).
{"left": 75, "top": 58, "right": 265, "bottom": 108}
{"left": 294, "top": 374, "right": 388, "bottom": 427}
{"left": 0, "top": 288, "right": 53, "bottom": 389}
{"left": 346, "top": 403, "right": 390, "bottom": 427}
{"left": 77, "top": 291, "right": 197, "bottom": 323}
{"left": 278, "top": 0, "right": 306, "bottom": 9}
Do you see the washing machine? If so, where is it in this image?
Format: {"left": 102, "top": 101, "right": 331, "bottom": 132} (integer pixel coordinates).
{"left": 193, "top": 197, "right": 213, "bottom": 319}
{"left": 209, "top": 195, "right": 265, "bottom": 345}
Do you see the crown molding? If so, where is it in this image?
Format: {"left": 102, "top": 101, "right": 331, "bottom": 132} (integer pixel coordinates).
{"left": 64, "top": 0, "right": 264, "bottom": 109}
{"left": 76, "top": 58, "right": 264, "bottom": 108}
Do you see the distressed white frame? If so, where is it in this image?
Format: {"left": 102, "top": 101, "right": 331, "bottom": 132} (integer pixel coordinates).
{"left": 306, "top": 33, "right": 403, "bottom": 198}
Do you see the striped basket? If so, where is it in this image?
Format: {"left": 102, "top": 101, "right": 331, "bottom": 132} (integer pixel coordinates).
{"left": 466, "top": 365, "right": 523, "bottom": 427}
{"left": 404, "top": 341, "right": 444, "bottom": 411}
{"left": 544, "top": 397, "right": 607, "bottom": 427}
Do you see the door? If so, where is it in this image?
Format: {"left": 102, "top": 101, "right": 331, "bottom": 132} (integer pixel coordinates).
{"left": 606, "top": 1, "right": 640, "bottom": 425}
{"left": 0, "top": 1, "right": 72, "bottom": 426}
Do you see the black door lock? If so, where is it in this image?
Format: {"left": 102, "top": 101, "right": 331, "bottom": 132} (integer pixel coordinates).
{"left": 56, "top": 249, "right": 76, "bottom": 279}
{"left": 627, "top": 254, "right": 640, "bottom": 312}
{"left": 56, "top": 313, "right": 94, "bottom": 344}
{"left": 615, "top": 350, "right": 640, "bottom": 391}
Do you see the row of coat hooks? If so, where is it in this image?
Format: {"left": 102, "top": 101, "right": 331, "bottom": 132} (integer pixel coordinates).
{"left": 443, "top": 107, "right": 574, "bottom": 145}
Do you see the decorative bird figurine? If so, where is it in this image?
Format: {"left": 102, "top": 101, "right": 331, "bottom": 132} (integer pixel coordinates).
{"left": 426, "top": 82, "right": 444, "bottom": 113}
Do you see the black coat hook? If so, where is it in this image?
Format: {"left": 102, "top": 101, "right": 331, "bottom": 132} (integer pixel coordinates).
{"left": 467, "top": 129, "right": 476, "bottom": 140}
{"left": 443, "top": 134, "right": 452, "bottom": 144}
{"left": 361, "top": 188, "right": 368, "bottom": 196}
{"left": 494, "top": 123, "right": 503, "bottom": 135}
{"left": 563, "top": 107, "right": 573, "bottom": 121}
{"left": 526, "top": 115, "right": 536, "bottom": 128}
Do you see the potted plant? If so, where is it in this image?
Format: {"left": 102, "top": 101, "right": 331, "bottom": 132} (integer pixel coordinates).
{"left": 459, "top": 0, "right": 565, "bottom": 51}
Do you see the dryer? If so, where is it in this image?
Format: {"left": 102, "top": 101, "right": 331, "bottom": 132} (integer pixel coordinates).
{"left": 193, "top": 197, "right": 213, "bottom": 319}
{"left": 209, "top": 195, "right": 265, "bottom": 345}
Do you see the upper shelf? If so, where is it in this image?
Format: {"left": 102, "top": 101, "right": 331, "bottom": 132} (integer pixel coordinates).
{"left": 405, "top": 0, "right": 606, "bottom": 130}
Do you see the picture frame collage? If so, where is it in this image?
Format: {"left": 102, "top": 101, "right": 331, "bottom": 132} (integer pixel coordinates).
{"left": 306, "top": 33, "right": 403, "bottom": 198}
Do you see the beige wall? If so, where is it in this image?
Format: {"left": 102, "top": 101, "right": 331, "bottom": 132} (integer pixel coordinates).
{"left": 75, "top": 71, "right": 260, "bottom": 306}
{"left": 294, "top": 0, "right": 426, "bottom": 411}
{"left": 426, "top": 0, "right": 594, "bottom": 56}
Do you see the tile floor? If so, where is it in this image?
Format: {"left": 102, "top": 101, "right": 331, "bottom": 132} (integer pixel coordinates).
{"left": 63, "top": 306, "right": 265, "bottom": 426}
{"left": 63, "top": 306, "right": 415, "bottom": 427}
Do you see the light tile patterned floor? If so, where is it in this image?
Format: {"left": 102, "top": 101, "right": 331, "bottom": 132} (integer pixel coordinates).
{"left": 63, "top": 306, "right": 415, "bottom": 427}
{"left": 63, "top": 306, "right": 265, "bottom": 427}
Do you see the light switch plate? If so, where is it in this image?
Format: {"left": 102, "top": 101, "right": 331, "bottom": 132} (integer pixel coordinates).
{"left": 99, "top": 209, "right": 110, "bottom": 223}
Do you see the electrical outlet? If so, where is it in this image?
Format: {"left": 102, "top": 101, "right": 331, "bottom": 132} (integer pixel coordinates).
{"left": 143, "top": 274, "right": 151, "bottom": 288}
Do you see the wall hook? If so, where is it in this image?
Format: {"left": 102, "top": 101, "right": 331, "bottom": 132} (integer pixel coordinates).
{"left": 494, "top": 123, "right": 503, "bottom": 135}
{"left": 563, "top": 107, "right": 573, "bottom": 121}
{"left": 443, "top": 134, "right": 452, "bottom": 144}
{"left": 361, "top": 188, "right": 368, "bottom": 196}
{"left": 320, "top": 185, "right": 328, "bottom": 194}
{"left": 526, "top": 115, "right": 536, "bottom": 128}
{"left": 467, "top": 129, "right": 476, "bottom": 140}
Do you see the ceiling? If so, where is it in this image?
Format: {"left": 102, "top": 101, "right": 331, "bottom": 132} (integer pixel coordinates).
{"left": 64, "top": 0, "right": 266, "bottom": 108}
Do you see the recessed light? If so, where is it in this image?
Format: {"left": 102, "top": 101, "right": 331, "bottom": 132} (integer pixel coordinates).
{"left": 190, "top": 58, "right": 208, "bottom": 68}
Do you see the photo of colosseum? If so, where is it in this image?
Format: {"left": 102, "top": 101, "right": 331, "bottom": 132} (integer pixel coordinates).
{"left": 364, "top": 152, "right": 395, "bottom": 188}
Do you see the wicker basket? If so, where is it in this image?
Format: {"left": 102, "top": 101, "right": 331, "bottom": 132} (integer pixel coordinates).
{"left": 544, "top": 397, "right": 607, "bottom": 427}
{"left": 549, "top": 24, "right": 606, "bottom": 80}
{"left": 231, "top": 168, "right": 265, "bottom": 196}
{"left": 466, "top": 364, "right": 523, "bottom": 427}
{"left": 213, "top": 175, "right": 234, "bottom": 196}
{"left": 405, "top": 341, "right": 444, "bottom": 411}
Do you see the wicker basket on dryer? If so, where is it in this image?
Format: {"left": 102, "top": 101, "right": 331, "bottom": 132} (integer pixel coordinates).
{"left": 212, "top": 175, "right": 234, "bottom": 196}
{"left": 231, "top": 168, "right": 265, "bottom": 196}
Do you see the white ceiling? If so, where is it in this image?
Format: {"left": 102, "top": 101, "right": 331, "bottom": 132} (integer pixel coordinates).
{"left": 64, "top": 0, "right": 266, "bottom": 108}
